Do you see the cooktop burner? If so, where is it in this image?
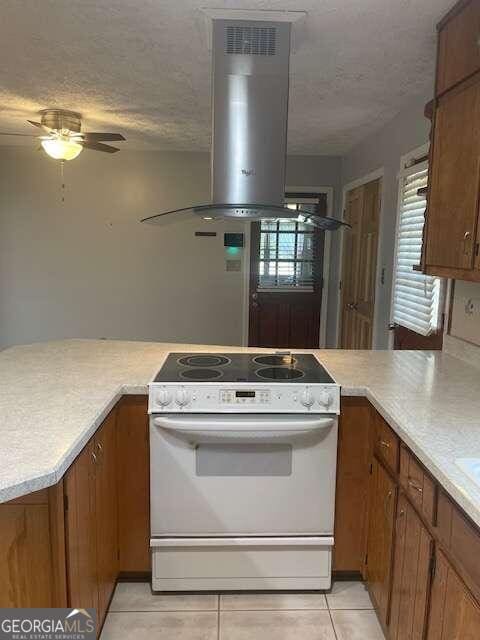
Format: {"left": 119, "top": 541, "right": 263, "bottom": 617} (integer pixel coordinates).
{"left": 180, "top": 368, "right": 223, "bottom": 380}
{"left": 178, "top": 355, "right": 230, "bottom": 367}
{"left": 256, "top": 367, "right": 304, "bottom": 380}
{"left": 154, "top": 353, "right": 335, "bottom": 384}
{"left": 253, "top": 355, "right": 296, "bottom": 367}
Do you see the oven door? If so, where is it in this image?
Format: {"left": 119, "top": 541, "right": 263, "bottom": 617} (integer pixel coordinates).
{"left": 150, "top": 413, "right": 337, "bottom": 537}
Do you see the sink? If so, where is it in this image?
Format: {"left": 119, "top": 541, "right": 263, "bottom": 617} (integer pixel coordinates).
{"left": 456, "top": 458, "right": 480, "bottom": 488}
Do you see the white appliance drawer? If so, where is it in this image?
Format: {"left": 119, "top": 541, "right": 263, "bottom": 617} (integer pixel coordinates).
{"left": 150, "top": 413, "right": 338, "bottom": 536}
{"left": 151, "top": 537, "right": 334, "bottom": 591}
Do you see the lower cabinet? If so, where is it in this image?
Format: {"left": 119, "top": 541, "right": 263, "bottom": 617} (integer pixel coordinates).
{"left": 366, "top": 457, "right": 397, "bottom": 627}
{"left": 65, "top": 408, "right": 118, "bottom": 629}
{"left": 427, "top": 549, "right": 480, "bottom": 640}
{"left": 389, "top": 493, "right": 433, "bottom": 640}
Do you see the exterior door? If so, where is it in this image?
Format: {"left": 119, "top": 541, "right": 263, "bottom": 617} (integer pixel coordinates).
{"left": 248, "top": 193, "right": 326, "bottom": 348}
{"left": 340, "top": 179, "right": 381, "bottom": 348}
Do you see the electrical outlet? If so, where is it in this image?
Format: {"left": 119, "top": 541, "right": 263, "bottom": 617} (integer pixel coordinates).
{"left": 464, "top": 298, "right": 480, "bottom": 316}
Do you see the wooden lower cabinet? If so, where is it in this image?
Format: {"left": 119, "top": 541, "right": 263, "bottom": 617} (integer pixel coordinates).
{"left": 427, "top": 549, "right": 480, "bottom": 640}
{"left": 65, "top": 408, "right": 118, "bottom": 629}
{"left": 366, "top": 457, "right": 397, "bottom": 627}
{"left": 333, "top": 397, "right": 373, "bottom": 575}
{"left": 116, "top": 395, "right": 150, "bottom": 575}
{"left": 389, "top": 494, "right": 433, "bottom": 640}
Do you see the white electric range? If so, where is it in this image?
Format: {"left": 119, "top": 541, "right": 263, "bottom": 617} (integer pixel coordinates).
{"left": 149, "top": 352, "right": 340, "bottom": 591}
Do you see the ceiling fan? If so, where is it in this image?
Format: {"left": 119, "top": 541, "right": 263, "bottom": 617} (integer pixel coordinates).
{"left": 0, "top": 109, "right": 126, "bottom": 161}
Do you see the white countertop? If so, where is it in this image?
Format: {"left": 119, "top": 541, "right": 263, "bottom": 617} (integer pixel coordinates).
{"left": 1, "top": 339, "right": 480, "bottom": 529}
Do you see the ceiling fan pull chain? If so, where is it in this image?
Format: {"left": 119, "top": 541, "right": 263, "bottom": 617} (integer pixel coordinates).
{"left": 60, "top": 160, "right": 65, "bottom": 204}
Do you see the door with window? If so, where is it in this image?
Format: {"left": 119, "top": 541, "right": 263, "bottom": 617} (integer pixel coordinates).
{"left": 390, "top": 150, "right": 444, "bottom": 350}
{"left": 248, "top": 193, "right": 326, "bottom": 349}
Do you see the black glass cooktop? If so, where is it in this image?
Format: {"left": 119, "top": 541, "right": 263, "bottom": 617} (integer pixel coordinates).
{"left": 154, "top": 353, "right": 335, "bottom": 384}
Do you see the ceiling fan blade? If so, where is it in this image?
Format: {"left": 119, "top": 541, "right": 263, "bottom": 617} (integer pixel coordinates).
{"left": 80, "top": 141, "right": 120, "bottom": 153}
{"left": 0, "top": 132, "right": 38, "bottom": 137}
{"left": 81, "top": 132, "right": 125, "bottom": 142}
{"left": 28, "top": 120, "right": 54, "bottom": 134}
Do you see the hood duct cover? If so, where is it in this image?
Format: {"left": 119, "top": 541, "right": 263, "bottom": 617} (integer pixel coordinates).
{"left": 142, "top": 17, "right": 348, "bottom": 231}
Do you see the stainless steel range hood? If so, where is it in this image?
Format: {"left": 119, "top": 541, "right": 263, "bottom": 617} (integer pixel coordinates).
{"left": 142, "top": 16, "right": 347, "bottom": 231}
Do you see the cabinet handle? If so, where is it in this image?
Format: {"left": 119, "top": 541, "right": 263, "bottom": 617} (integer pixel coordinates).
{"left": 463, "top": 231, "right": 471, "bottom": 255}
{"left": 384, "top": 490, "right": 393, "bottom": 518}
{"left": 97, "top": 442, "right": 103, "bottom": 452}
{"left": 398, "top": 508, "right": 406, "bottom": 519}
{"left": 379, "top": 439, "right": 390, "bottom": 449}
{"left": 91, "top": 451, "right": 97, "bottom": 464}
{"left": 408, "top": 478, "right": 423, "bottom": 494}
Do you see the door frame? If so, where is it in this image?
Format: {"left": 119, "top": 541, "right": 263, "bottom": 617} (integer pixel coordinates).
{"left": 336, "top": 169, "right": 384, "bottom": 348}
{"left": 241, "top": 186, "right": 334, "bottom": 347}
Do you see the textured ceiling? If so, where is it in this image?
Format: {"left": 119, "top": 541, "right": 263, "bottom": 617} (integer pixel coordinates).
{"left": 0, "top": 0, "right": 453, "bottom": 154}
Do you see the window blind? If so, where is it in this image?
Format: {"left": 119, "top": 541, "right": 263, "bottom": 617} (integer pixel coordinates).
{"left": 392, "top": 165, "right": 442, "bottom": 336}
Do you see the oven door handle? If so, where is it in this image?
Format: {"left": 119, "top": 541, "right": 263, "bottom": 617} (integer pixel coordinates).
{"left": 153, "top": 414, "right": 334, "bottom": 442}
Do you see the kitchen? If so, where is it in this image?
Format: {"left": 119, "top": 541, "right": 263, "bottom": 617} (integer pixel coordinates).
{"left": 1, "top": 1, "right": 480, "bottom": 640}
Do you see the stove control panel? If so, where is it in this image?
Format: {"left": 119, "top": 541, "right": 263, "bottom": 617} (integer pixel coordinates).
{"left": 149, "top": 384, "right": 340, "bottom": 414}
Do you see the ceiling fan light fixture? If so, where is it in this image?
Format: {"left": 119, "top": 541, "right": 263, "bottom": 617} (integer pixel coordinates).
{"left": 41, "top": 137, "right": 83, "bottom": 161}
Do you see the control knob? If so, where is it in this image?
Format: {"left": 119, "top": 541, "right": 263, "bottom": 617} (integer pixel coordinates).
{"left": 156, "top": 388, "right": 172, "bottom": 407}
{"left": 175, "top": 387, "right": 190, "bottom": 407}
{"left": 300, "top": 388, "right": 315, "bottom": 408}
{"left": 317, "top": 390, "right": 333, "bottom": 409}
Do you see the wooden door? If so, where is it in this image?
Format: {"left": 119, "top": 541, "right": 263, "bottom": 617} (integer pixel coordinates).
{"left": 389, "top": 493, "right": 433, "bottom": 640}
{"left": 94, "top": 410, "right": 118, "bottom": 624}
{"left": 427, "top": 549, "right": 480, "bottom": 640}
{"left": 340, "top": 179, "right": 381, "bottom": 348}
{"left": 64, "top": 439, "right": 99, "bottom": 612}
{"left": 366, "top": 457, "right": 397, "bottom": 627}
{"left": 426, "top": 78, "right": 480, "bottom": 271}
{"left": 248, "top": 194, "right": 326, "bottom": 348}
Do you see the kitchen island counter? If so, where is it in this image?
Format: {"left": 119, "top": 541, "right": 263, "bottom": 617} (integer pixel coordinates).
{"left": 1, "top": 339, "right": 479, "bottom": 529}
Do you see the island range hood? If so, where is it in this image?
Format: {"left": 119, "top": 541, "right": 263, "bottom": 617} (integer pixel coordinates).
{"left": 142, "top": 15, "right": 347, "bottom": 231}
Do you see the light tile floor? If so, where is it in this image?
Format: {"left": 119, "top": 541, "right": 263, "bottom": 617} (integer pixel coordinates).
{"left": 101, "top": 581, "right": 385, "bottom": 639}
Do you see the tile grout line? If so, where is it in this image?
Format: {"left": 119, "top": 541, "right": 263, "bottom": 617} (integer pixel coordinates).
{"left": 217, "top": 594, "right": 221, "bottom": 640}
{"left": 327, "top": 607, "right": 339, "bottom": 640}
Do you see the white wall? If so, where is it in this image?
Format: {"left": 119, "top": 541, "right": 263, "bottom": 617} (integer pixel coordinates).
{"left": 339, "top": 88, "right": 434, "bottom": 348}
{"left": 450, "top": 281, "right": 480, "bottom": 347}
{"left": 0, "top": 147, "right": 341, "bottom": 349}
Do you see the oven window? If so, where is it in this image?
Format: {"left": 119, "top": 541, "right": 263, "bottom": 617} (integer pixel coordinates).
{"left": 196, "top": 444, "right": 292, "bottom": 477}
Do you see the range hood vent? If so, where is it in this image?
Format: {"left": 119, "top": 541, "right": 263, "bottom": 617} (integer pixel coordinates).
{"left": 142, "top": 13, "right": 348, "bottom": 232}
{"left": 226, "top": 25, "right": 276, "bottom": 56}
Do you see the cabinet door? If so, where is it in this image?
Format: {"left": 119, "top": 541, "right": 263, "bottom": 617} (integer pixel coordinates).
{"left": 437, "top": 1, "right": 480, "bottom": 95}
{"left": 390, "top": 494, "right": 433, "bottom": 640}
{"left": 426, "top": 78, "right": 480, "bottom": 271}
{"left": 95, "top": 410, "right": 118, "bottom": 625}
{"left": 428, "top": 549, "right": 480, "bottom": 640}
{"left": 333, "top": 397, "right": 373, "bottom": 576}
{"left": 116, "top": 396, "right": 150, "bottom": 574}
{"left": 64, "top": 440, "right": 98, "bottom": 612}
{"left": 366, "top": 458, "right": 397, "bottom": 626}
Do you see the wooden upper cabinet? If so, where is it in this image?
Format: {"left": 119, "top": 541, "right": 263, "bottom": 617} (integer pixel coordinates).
{"left": 366, "top": 457, "right": 397, "bottom": 627}
{"left": 390, "top": 494, "right": 433, "bottom": 640}
{"left": 437, "top": 0, "right": 480, "bottom": 95}
{"left": 426, "top": 77, "right": 480, "bottom": 272}
{"left": 428, "top": 549, "right": 480, "bottom": 640}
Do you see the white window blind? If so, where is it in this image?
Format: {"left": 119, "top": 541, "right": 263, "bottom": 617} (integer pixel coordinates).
{"left": 392, "top": 163, "right": 442, "bottom": 336}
